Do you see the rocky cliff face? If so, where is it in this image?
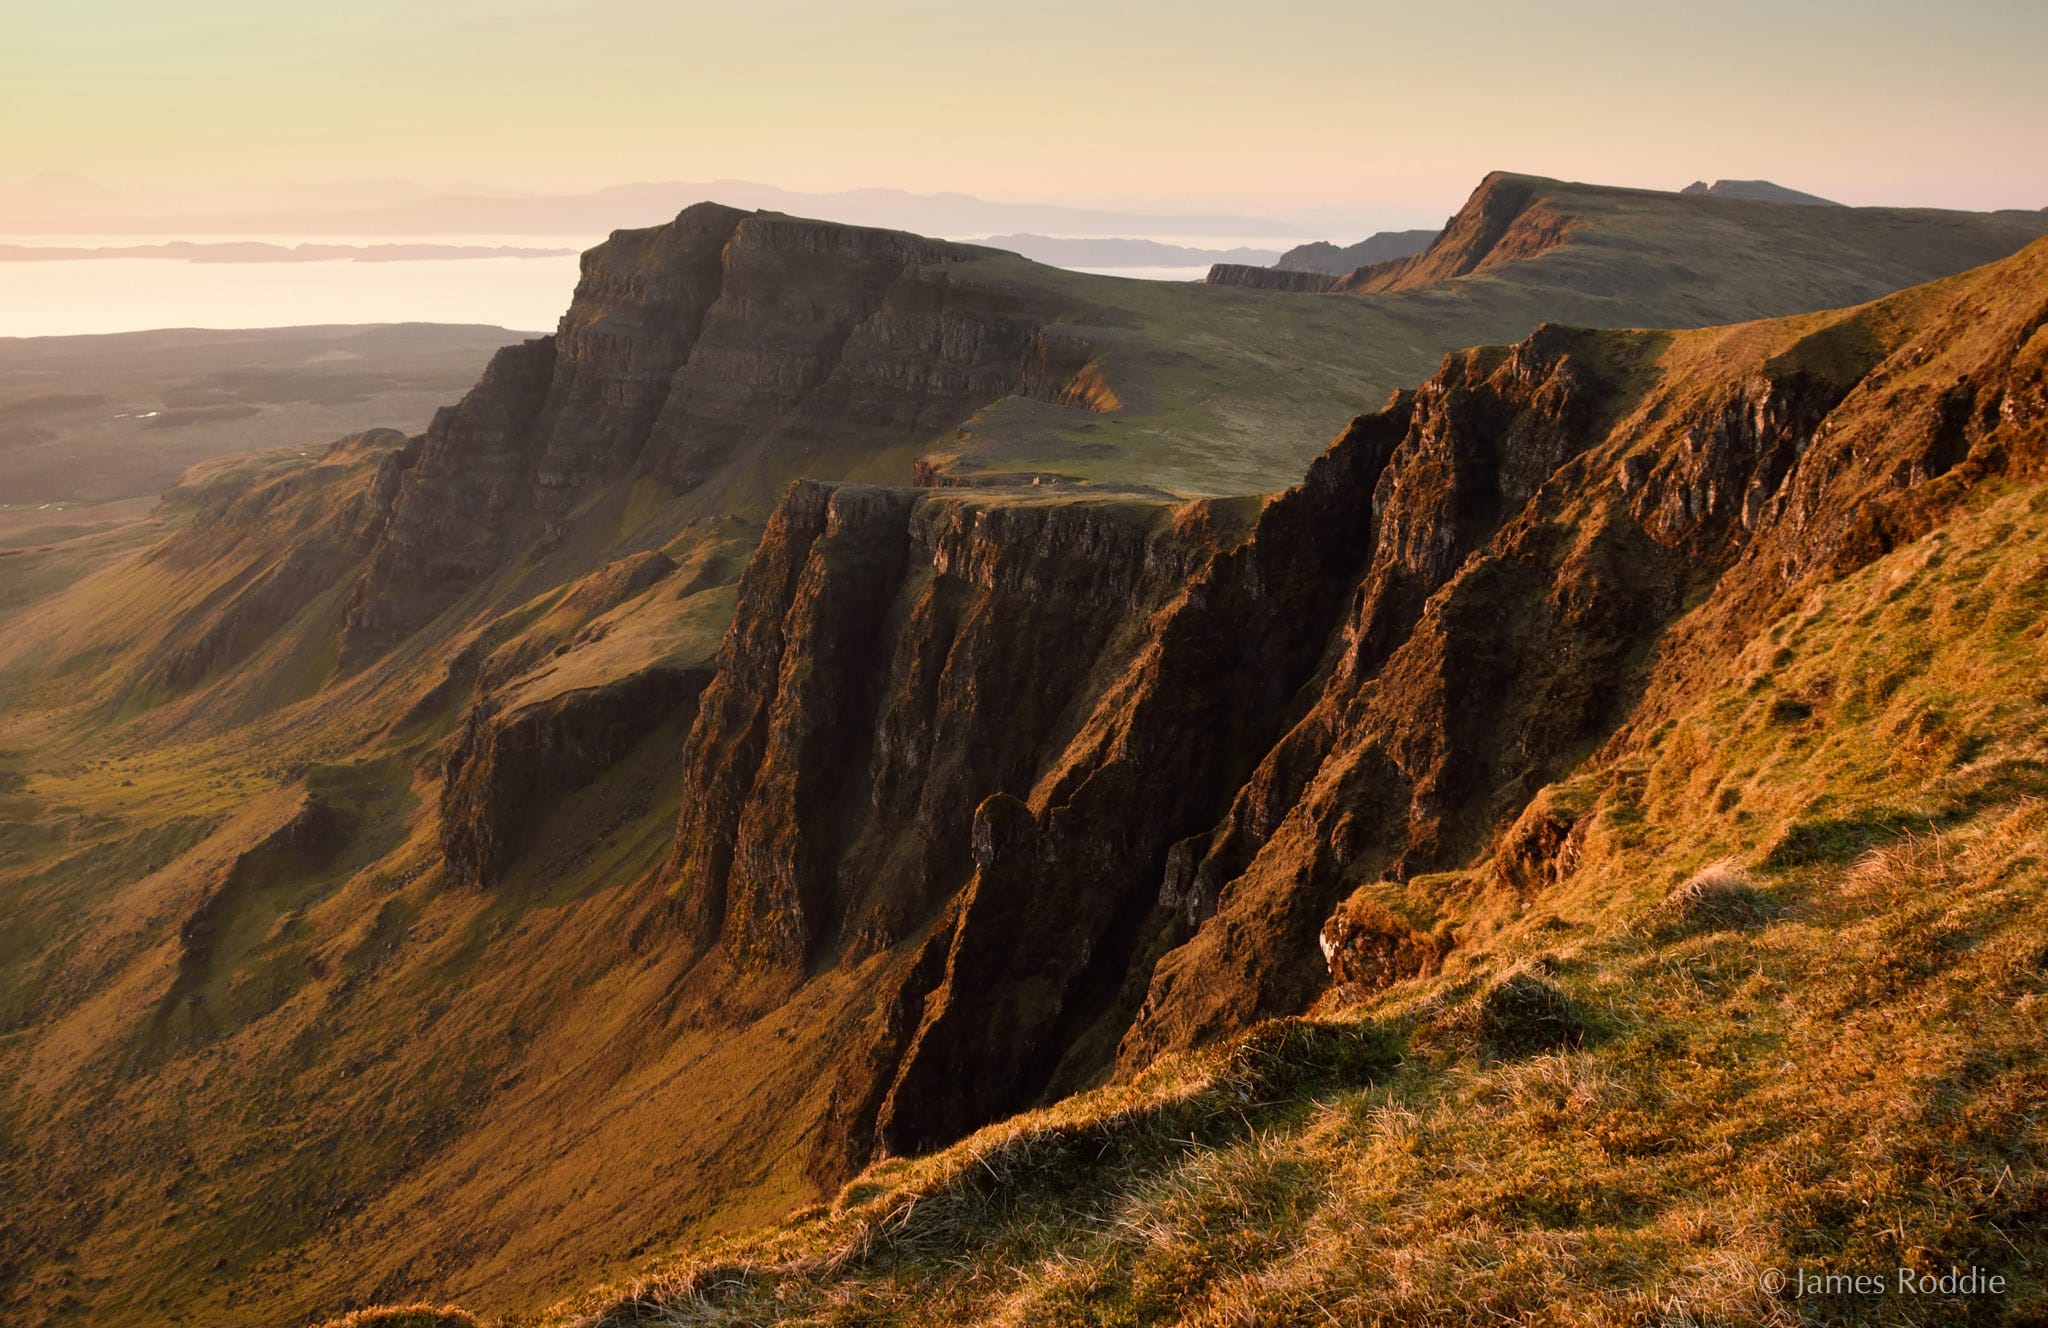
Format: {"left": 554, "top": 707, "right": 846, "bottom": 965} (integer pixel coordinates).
{"left": 661, "top": 239, "right": 2048, "bottom": 1177}
{"left": 341, "top": 207, "right": 1074, "bottom": 657}
{"left": 1204, "top": 264, "right": 1342, "bottom": 292}
{"left": 440, "top": 662, "right": 711, "bottom": 888}
{"left": 1339, "top": 172, "right": 1578, "bottom": 293}
{"left": 1209, "top": 174, "right": 1567, "bottom": 294}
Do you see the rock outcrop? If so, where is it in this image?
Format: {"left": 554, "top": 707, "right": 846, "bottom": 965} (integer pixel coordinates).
{"left": 342, "top": 207, "right": 1078, "bottom": 657}
{"left": 1340, "top": 173, "right": 1577, "bottom": 292}
{"left": 441, "top": 663, "right": 712, "bottom": 888}
{"left": 1203, "top": 264, "right": 1342, "bottom": 292}
{"left": 1318, "top": 894, "right": 1444, "bottom": 989}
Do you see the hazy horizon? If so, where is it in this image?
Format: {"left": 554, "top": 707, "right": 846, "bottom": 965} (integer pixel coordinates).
{"left": 7, "top": 0, "right": 2044, "bottom": 229}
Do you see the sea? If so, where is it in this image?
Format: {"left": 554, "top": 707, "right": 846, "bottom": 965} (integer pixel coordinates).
{"left": 0, "top": 231, "right": 1285, "bottom": 338}
{"left": 0, "top": 234, "right": 594, "bottom": 338}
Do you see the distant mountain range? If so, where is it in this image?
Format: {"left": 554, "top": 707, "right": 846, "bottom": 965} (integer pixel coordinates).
{"left": 0, "top": 175, "right": 1316, "bottom": 240}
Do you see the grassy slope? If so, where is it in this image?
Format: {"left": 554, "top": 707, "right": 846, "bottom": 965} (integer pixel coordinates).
{"left": 549, "top": 441, "right": 2048, "bottom": 1328}
{"left": 933, "top": 180, "right": 2048, "bottom": 494}
{"left": 0, "top": 445, "right": 765, "bottom": 1325}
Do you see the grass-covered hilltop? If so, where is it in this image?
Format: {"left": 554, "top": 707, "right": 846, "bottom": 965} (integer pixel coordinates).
{"left": 2, "top": 175, "right": 2046, "bottom": 1328}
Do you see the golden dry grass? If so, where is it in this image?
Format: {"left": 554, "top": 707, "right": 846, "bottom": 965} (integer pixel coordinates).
{"left": 522, "top": 481, "right": 2048, "bottom": 1328}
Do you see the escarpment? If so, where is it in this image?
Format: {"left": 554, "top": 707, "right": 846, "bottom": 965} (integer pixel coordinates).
{"left": 1125, "top": 268, "right": 2048, "bottom": 1063}
{"left": 341, "top": 207, "right": 1086, "bottom": 657}
{"left": 1208, "top": 173, "right": 2048, "bottom": 328}
{"left": 1345, "top": 172, "right": 1570, "bottom": 292}
{"left": 655, "top": 239, "right": 2048, "bottom": 1175}
{"left": 661, "top": 481, "right": 1207, "bottom": 973}
{"left": 1204, "top": 172, "right": 1583, "bottom": 294}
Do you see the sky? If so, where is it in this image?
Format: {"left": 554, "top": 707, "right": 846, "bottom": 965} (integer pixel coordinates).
{"left": 5, "top": 0, "right": 2046, "bottom": 229}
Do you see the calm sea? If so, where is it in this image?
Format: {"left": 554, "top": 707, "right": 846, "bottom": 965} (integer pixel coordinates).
{"left": 0, "top": 232, "right": 1255, "bottom": 338}
{"left": 0, "top": 235, "right": 599, "bottom": 338}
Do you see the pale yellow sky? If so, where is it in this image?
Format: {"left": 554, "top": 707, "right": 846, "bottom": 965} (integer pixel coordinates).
{"left": 5, "top": 0, "right": 2045, "bottom": 224}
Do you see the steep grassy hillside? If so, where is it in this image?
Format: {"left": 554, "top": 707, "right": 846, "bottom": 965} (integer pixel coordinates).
{"left": 551, "top": 471, "right": 2048, "bottom": 1326}
{"left": 4, "top": 191, "right": 2047, "bottom": 1328}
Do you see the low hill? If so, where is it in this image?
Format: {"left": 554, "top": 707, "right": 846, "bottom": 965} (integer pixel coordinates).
{"left": 977, "top": 234, "right": 1282, "bottom": 268}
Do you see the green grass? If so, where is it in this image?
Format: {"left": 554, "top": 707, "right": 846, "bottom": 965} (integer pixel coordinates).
{"left": 929, "top": 177, "right": 2048, "bottom": 497}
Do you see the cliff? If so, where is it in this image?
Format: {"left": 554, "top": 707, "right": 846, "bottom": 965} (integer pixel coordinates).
{"left": 658, "top": 235, "right": 2048, "bottom": 1177}
{"left": 1346, "top": 172, "right": 1574, "bottom": 290}
{"left": 341, "top": 206, "right": 1073, "bottom": 656}
{"left": 558, "top": 426, "right": 2048, "bottom": 1323}
{"left": 1203, "top": 263, "right": 1341, "bottom": 292}
{"left": 440, "top": 662, "right": 710, "bottom": 888}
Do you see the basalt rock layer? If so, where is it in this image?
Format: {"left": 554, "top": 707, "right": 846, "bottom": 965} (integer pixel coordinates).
{"left": 1204, "top": 264, "right": 1343, "bottom": 292}
{"left": 341, "top": 206, "right": 1079, "bottom": 656}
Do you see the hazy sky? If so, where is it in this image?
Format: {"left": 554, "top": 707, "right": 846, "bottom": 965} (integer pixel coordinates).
{"left": 7, "top": 0, "right": 2046, "bottom": 226}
